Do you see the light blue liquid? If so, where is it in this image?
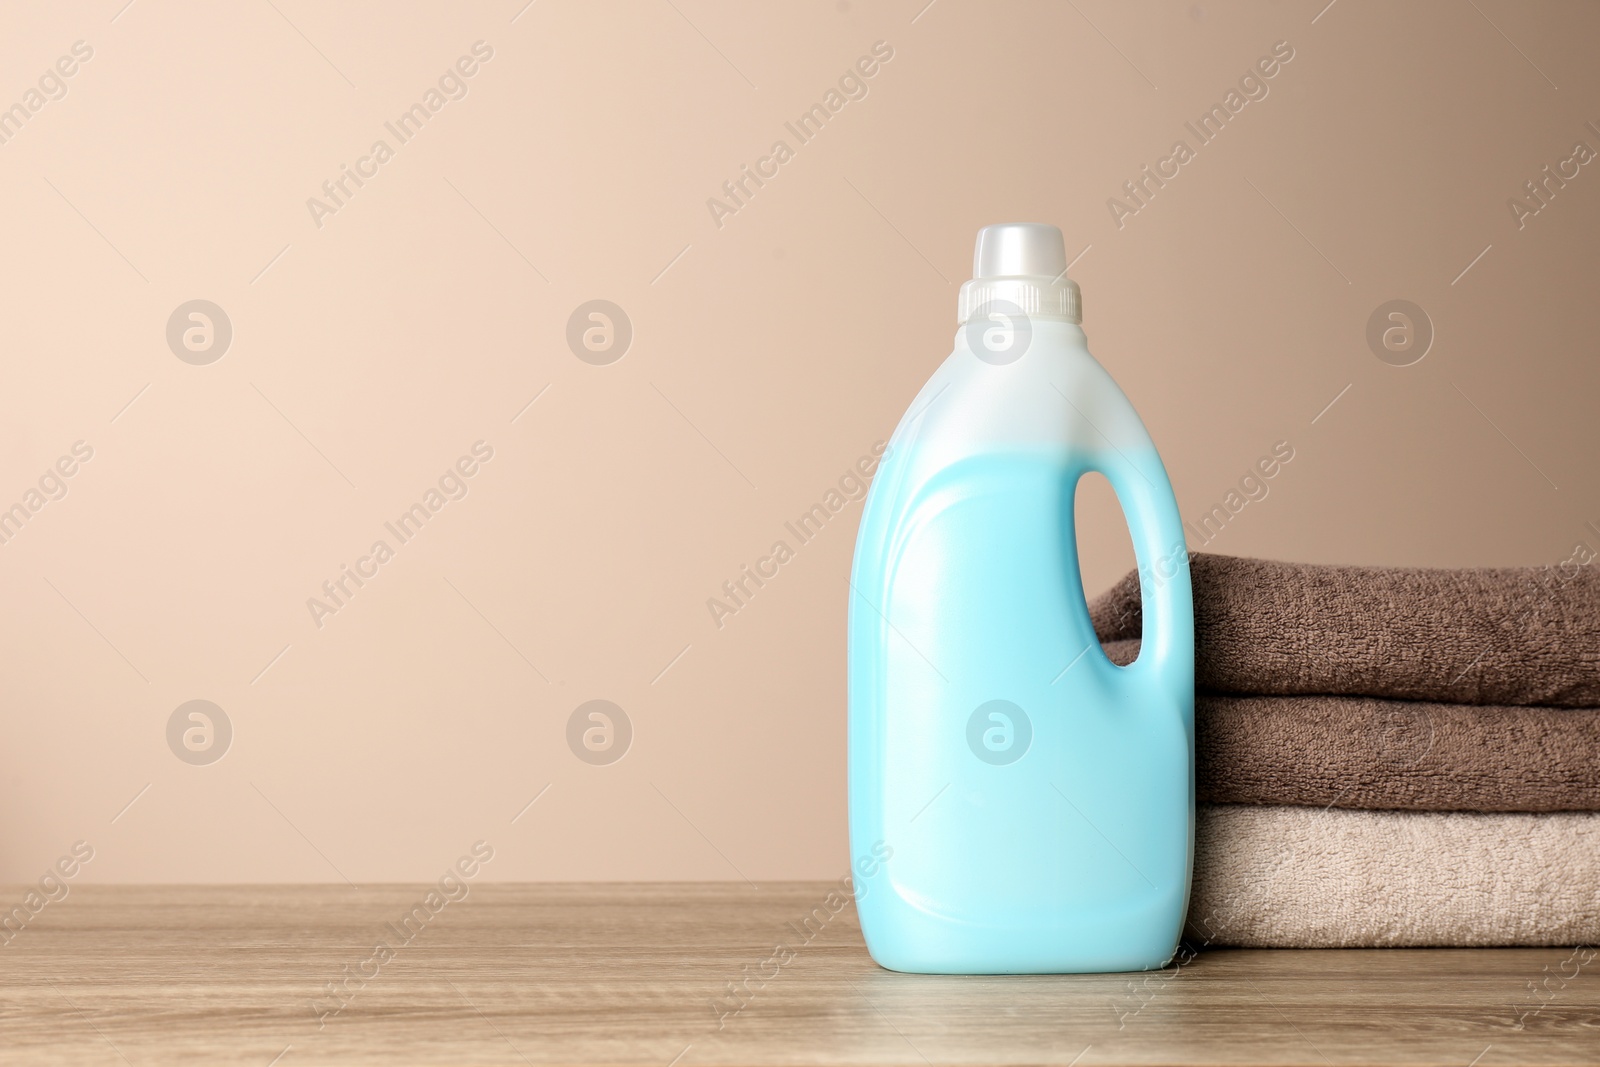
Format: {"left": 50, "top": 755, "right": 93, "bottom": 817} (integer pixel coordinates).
{"left": 849, "top": 448, "right": 1193, "bottom": 973}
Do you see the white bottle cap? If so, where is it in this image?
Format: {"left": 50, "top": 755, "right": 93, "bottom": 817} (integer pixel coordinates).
{"left": 957, "top": 223, "right": 1082, "bottom": 325}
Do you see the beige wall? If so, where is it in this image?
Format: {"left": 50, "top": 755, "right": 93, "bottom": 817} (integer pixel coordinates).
{"left": 2, "top": 0, "right": 1596, "bottom": 883}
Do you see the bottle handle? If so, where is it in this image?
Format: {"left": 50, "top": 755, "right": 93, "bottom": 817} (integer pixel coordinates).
{"left": 1088, "top": 450, "right": 1194, "bottom": 686}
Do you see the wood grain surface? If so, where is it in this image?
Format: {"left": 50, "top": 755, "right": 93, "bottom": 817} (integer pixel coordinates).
{"left": 1, "top": 883, "right": 1596, "bottom": 1065}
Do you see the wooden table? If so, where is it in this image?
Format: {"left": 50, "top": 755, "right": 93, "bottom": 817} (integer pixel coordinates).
{"left": 3, "top": 884, "right": 1595, "bottom": 1065}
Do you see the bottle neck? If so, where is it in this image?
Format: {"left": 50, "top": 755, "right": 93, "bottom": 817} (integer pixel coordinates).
{"left": 952, "top": 318, "right": 1089, "bottom": 361}
{"left": 957, "top": 274, "right": 1082, "bottom": 327}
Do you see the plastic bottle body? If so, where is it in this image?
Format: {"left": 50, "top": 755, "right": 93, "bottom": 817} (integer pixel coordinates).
{"left": 848, "top": 320, "right": 1194, "bottom": 974}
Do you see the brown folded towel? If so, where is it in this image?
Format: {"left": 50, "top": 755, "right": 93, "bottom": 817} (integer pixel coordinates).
{"left": 1193, "top": 694, "right": 1600, "bottom": 812}
{"left": 1091, "top": 553, "right": 1600, "bottom": 706}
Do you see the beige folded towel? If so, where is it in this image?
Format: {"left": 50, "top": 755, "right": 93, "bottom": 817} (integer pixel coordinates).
{"left": 1190, "top": 805, "right": 1600, "bottom": 947}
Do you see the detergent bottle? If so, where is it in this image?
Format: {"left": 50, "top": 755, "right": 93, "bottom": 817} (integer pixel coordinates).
{"left": 847, "top": 223, "right": 1194, "bottom": 973}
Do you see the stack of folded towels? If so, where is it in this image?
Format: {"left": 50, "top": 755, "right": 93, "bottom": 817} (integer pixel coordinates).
{"left": 1090, "top": 553, "right": 1600, "bottom": 948}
